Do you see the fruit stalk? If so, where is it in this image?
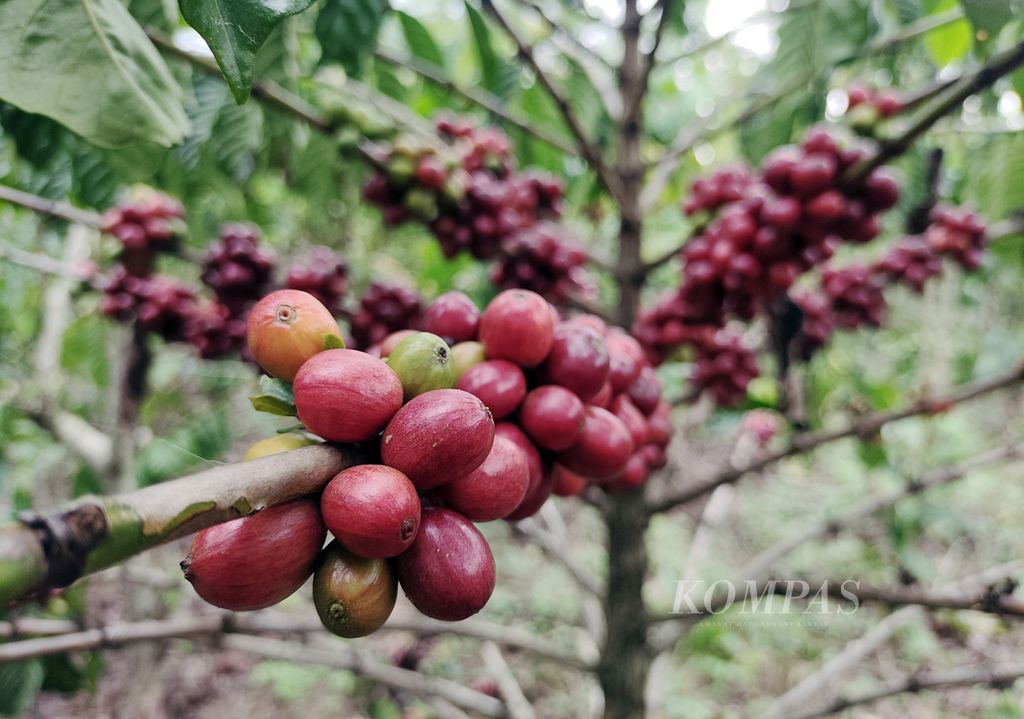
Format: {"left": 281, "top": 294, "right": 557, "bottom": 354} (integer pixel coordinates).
{"left": 0, "top": 444, "right": 363, "bottom": 605}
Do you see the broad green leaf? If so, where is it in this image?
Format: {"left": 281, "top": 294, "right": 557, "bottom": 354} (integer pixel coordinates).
{"left": 178, "top": 75, "right": 232, "bottom": 170}
{"left": 0, "top": 105, "right": 66, "bottom": 168}
{"left": 465, "top": 2, "right": 517, "bottom": 98}
{"left": 961, "top": 0, "right": 1015, "bottom": 40}
{"left": 397, "top": 11, "right": 446, "bottom": 68}
{"left": 923, "top": 0, "right": 972, "bottom": 65}
{"left": 0, "top": 660, "right": 44, "bottom": 716}
{"left": 0, "top": 0, "right": 189, "bottom": 148}
{"left": 316, "top": 0, "right": 389, "bottom": 75}
{"left": 180, "top": 0, "right": 317, "bottom": 103}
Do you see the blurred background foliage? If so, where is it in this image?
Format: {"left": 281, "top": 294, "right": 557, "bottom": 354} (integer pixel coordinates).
{"left": 1, "top": 0, "right": 1024, "bottom": 716}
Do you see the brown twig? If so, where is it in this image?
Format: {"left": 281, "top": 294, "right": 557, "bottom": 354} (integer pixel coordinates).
{"left": 648, "top": 362, "right": 1024, "bottom": 513}
{"left": 845, "top": 40, "right": 1024, "bottom": 184}
{"left": 373, "top": 48, "right": 577, "bottom": 154}
{"left": 790, "top": 662, "right": 1024, "bottom": 719}
{"left": 0, "top": 185, "right": 102, "bottom": 227}
{"left": 479, "top": 0, "right": 623, "bottom": 201}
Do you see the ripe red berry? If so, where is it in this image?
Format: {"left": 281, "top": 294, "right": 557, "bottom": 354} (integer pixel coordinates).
{"left": 519, "top": 385, "right": 586, "bottom": 451}
{"left": 479, "top": 289, "right": 555, "bottom": 367}
{"left": 420, "top": 291, "right": 481, "bottom": 343}
{"left": 457, "top": 359, "right": 528, "bottom": 420}
{"left": 435, "top": 436, "right": 530, "bottom": 521}
{"left": 320, "top": 465, "right": 421, "bottom": 558}
{"left": 396, "top": 507, "right": 496, "bottom": 621}
{"left": 294, "top": 349, "right": 404, "bottom": 443}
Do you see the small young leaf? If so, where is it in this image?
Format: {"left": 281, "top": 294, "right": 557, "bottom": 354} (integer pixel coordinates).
{"left": 249, "top": 376, "right": 297, "bottom": 416}
{"left": 397, "top": 11, "right": 446, "bottom": 68}
{"left": 179, "top": 0, "right": 318, "bottom": 103}
{"left": 323, "top": 333, "right": 346, "bottom": 350}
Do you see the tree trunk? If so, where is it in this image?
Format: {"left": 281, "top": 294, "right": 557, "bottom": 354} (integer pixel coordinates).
{"left": 599, "top": 490, "right": 651, "bottom": 718}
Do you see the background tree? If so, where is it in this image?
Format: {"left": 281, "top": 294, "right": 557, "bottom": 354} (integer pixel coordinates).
{"left": 2, "top": 0, "right": 1024, "bottom": 717}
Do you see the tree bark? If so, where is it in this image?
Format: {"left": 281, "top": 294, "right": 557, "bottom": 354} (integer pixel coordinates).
{"left": 598, "top": 2, "right": 654, "bottom": 716}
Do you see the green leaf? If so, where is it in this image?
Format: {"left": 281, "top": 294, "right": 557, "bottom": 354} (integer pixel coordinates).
{"left": 465, "top": 2, "right": 517, "bottom": 98}
{"left": 249, "top": 376, "right": 297, "bottom": 417}
{"left": 316, "top": 0, "right": 389, "bottom": 75}
{"left": 0, "top": 105, "right": 67, "bottom": 168}
{"left": 0, "top": 0, "right": 189, "bottom": 147}
{"left": 397, "top": 11, "right": 446, "bottom": 67}
{"left": 323, "top": 334, "right": 346, "bottom": 349}
{"left": 0, "top": 660, "right": 44, "bottom": 716}
{"left": 960, "top": 0, "right": 1015, "bottom": 40}
{"left": 179, "top": 0, "right": 317, "bottom": 103}
{"left": 923, "top": 0, "right": 973, "bottom": 65}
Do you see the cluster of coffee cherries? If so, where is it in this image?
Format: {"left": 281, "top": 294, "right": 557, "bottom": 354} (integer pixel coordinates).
{"left": 792, "top": 205, "right": 988, "bottom": 357}
{"left": 98, "top": 192, "right": 199, "bottom": 344}
{"left": 183, "top": 287, "right": 671, "bottom": 635}
{"left": 843, "top": 82, "right": 904, "bottom": 134}
{"left": 633, "top": 126, "right": 902, "bottom": 404}
{"left": 349, "top": 281, "right": 423, "bottom": 350}
{"left": 286, "top": 246, "right": 350, "bottom": 314}
{"left": 681, "top": 165, "right": 754, "bottom": 218}
{"left": 99, "top": 190, "right": 185, "bottom": 276}
{"left": 362, "top": 115, "right": 593, "bottom": 301}
{"left": 98, "top": 193, "right": 354, "bottom": 361}
{"left": 490, "top": 221, "right": 597, "bottom": 302}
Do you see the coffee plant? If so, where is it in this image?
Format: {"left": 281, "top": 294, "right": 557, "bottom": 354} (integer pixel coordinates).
{"left": 1, "top": 1, "right": 1024, "bottom": 718}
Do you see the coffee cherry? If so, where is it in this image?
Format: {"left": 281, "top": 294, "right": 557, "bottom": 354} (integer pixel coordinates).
{"left": 551, "top": 464, "right": 587, "bottom": 497}
{"left": 201, "top": 223, "right": 275, "bottom": 315}
{"left": 294, "top": 349, "right": 404, "bottom": 443}
{"left": 101, "top": 190, "right": 185, "bottom": 276}
{"left": 519, "top": 385, "right": 585, "bottom": 451}
{"left": 457, "top": 359, "right": 528, "bottom": 420}
{"left": 313, "top": 541, "right": 397, "bottom": 638}
{"left": 872, "top": 236, "right": 943, "bottom": 292}
{"left": 479, "top": 289, "right": 555, "bottom": 368}
{"left": 420, "top": 291, "right": 480, "bottom": 343}
{"left": 396, "top": 507, "right": 496, "bottom": 621}
{"left": 350, "top": 281, "right": 423, "bottom": 350}
{"left": 247, "top": 289, "right": 343, "bottom": 382}
{"left": 182, "top": 498, "right": 325, "bottom": 611}
{"left": 557, "top": 406, "right": 634, "bottom": 480}
{"left": 925, "top": 205, "right": 987, "bottom": 270}
{"left": 451, "top": 340, "right": 486, "bottom": 379}
{"left": 321, "top": 465, "right": 421, "bottom": 558}
{"left": 386, "top": 332, "right": 456, "bottom": 401}
{"left": 435, "top": 436, "right": 530, "bottom": 521}
{"left": 690, "top": 330, "right": 760, "bottom": 406}
{"left": 820, "top": 263, "right": 886, "bottom": 329}
{"left": 381, "top": 389, "right": 495, "bottom": 491}
{"left": 540, "top": 323, "right": 610, "bottom": 401}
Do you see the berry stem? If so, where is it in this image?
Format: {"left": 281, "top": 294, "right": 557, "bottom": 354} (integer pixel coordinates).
{"left": 0, "top": 444, "right": 365, "bottom": 605}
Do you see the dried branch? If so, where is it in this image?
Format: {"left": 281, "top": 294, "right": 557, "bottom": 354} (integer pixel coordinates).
{"left": 384, "top": 611, "right": 596, "bottom": 670}
{"left": 0, "top": 444, "right": 366, "bottom": 605}
{"left": 373, "top": 48, "right": 577, "bottom": 155}
{"left": 507, "top": 0, "right": 614, "bottom": 70}
{"left": 790, "top": 662, "right": 1024, "bottom": 719}
{"left": 648, "top": 362, "right": 1024, "bottom": 513}
{"left": 738, "top": 444, "right": 1023, "bottom": 580}
{"left": 765, "top": 606, "right": 924, "bottom": 719}
{"left": 640, "top": 8, "right": 974, "bottom": 212}
{"left": 482, "top": 641, "right": 536, "bottom": 719}
{"left": 0, "top": 185, "right": 101, "bottom": 227}
{"left": 622, "top": 0, "right": 675, "bottom": 133}
{"left": 0, "top": 608, "right": 591, "bottom": 670}
{"left": 479, "top": 0, "right": 623, "bottom": 201}
{"left": 145, "top": 29, "right": 385, "bottom": 169}
{"left": 224, "top": 634, "right": 507, "bottom": 717}
{"left": 846, "top": 40, "right": 1024, "bottom": 183}
{"left": 510, "top": 519, "right": 603, "bottom": 598}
